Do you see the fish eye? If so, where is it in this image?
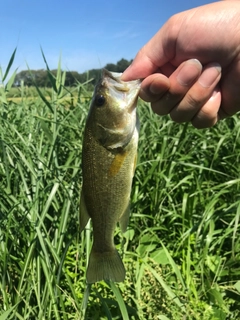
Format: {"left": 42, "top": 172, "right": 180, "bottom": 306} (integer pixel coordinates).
{"left": 95, "top": 94, "right": 105, "bottom": 107}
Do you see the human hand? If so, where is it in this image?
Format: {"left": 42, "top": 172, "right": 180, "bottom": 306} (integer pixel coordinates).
{"left": 121, "top": 1, "right": 240, "bottom": 128}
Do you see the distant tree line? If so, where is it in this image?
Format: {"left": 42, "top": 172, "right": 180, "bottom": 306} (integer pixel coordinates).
{"left": 13, "top": 58, "right": 132, "bottom": 87}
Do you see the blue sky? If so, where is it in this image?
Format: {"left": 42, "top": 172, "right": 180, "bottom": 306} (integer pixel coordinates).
{"left": 1, "top": 0, "right": 216, "bottom": 75}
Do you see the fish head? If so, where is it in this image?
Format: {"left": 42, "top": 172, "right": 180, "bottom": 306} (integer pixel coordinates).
{"left": 86, "top": 69, "right": 141, "bottom": 150}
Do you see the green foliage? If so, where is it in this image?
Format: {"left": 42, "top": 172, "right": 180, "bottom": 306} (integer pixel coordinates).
{"left": 0, "top": 48, "right": 18, "bottom": 104}
{"left": 13, "top": 58, "right": 132, "bottom": 88}
{"left": 104, "top": 58, "right": 132, "bottom": 73}
{"left": 0, "top": 50, "right": 240, "bottom": 319}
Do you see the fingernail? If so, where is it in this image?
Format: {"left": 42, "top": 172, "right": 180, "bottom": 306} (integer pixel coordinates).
{"left": 177, "top": 59, "right": 202, "bottom": 86}
{"left": 198, "top": 63, "right": 221, "bottom": 88}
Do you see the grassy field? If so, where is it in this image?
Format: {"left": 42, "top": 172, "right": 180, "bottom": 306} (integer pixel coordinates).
{"left": 0, "top": 53, "right": 240, "bottom": 319}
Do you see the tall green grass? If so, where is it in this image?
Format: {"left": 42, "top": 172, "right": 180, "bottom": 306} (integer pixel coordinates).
{"left": 0, "top": 51, "right": 240, "bottom": 319}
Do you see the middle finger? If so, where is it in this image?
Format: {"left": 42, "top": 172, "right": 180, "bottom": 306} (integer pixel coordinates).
{"left": 170, "top": 63, "right": 221, "bottom": 123}
{"left": 151, "top": 59, "right": 202, "bottom": 115}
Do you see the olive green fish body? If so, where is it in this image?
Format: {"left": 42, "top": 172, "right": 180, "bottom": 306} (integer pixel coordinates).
{"left": 80, "top": 70, "right": 140, "bottom": 283}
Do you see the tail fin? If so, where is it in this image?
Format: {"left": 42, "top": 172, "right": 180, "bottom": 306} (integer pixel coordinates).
{"left": 86, "top": 249, "right": 125, "bottom": 283}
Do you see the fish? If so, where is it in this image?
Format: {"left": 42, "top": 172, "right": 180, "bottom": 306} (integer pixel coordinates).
{"left": 80, "top": 69, "right": 141, "bottom": 283}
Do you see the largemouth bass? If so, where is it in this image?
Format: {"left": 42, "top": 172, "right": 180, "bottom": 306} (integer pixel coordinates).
{"left": 80, "top": 69, "right": 140, "bottom": 283}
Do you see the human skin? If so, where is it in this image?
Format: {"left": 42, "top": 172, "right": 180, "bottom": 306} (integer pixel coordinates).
{"left": 121, "top": 1, "right": 240, "bottom": 128}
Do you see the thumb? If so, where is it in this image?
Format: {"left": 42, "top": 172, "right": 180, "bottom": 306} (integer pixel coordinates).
{"left": 121, "top": 27, "right": 171, "bottom": 81}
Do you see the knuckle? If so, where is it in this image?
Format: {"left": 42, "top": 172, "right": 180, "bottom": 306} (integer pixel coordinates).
{"left": 170, "top": 92, "right": 205, "bottom": 123}
{"left": 184, "top": 93, "right": 202, "bottom": 109}
{"left": 151, "top": 101, "right": 171, "bottom": 115}
{"left": 191, "top": 116, "right": 217, "bottom": 129}
{"left": 170, "top": 108, "right": 185, "bottom": 123}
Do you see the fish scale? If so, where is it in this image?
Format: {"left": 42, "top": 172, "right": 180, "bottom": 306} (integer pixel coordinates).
{"left": 80, "top": 69, "right": 140, "bottom": 283}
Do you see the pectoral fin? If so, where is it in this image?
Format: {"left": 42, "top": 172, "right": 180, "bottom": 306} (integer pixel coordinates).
{"left": 119, "top": 202, "right": 130, "bottom": 233}
{"left": 79, "top": 190, "right": 90, "bottom": 233}
{"left": 108, "top": 151, "right": 128, "bottom": 177}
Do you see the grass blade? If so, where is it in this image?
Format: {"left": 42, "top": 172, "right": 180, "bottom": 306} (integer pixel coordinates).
{"left": 109, "top": 282, "right": 129, "bottom": 320}
{"left": 2, "top": 48, "right": 17, "bottom": 82}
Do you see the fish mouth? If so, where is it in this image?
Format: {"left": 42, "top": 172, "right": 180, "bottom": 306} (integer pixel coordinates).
{"left": 102, "top": 69, "right": 141, "bottom": 111}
